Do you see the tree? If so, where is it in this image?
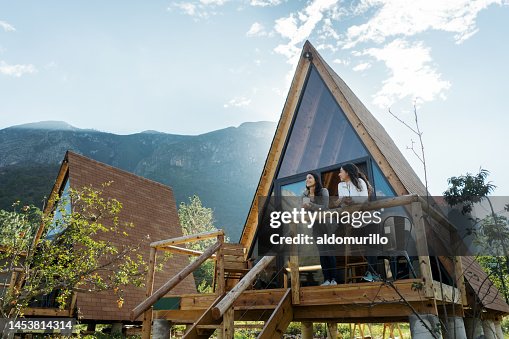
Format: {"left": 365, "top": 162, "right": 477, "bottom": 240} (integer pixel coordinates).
{"left": 0, "top": 183, "right": 147, "bottom": 319}
{"left": 178, "top": 195, "right": 219, "bottom": 292}
{"left": 444, "top": 169, "right": 509, "bottom": 303}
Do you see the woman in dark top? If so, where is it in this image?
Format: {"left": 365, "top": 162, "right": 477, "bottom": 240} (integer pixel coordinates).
{"left": 302, "top": 173, "right": 337, "bottom": 286}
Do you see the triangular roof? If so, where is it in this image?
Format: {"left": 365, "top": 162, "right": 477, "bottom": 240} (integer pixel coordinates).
{"left": 240, "top": 41, "right": 424, "bottom": 249}
{"left": 239, "top": 41, "right": 509, "bottom": 314}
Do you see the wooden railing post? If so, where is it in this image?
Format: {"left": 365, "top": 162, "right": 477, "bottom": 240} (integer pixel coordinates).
{"left": 216, "top": 235, "right": 225, "bottom": 295}
{"left": 221, "top": 306, "right": 234, "bottom": 339}
{"left": 412, "top": 201, "right": 434, "bottom": 298}
{"left": 289, "top": 223, "right": 300, "bottom": 304}
{"left": 142, "top": 247, "right": 157, "bottom": 339}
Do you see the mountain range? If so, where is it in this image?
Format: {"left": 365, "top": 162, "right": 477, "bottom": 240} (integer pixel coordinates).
{"left": 0, "top": 121, "right": 276, "bottom": 241}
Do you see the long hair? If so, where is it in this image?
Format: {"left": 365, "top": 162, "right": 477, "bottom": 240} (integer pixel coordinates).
{"left": 306, "top": 172, "right": 324, "bottom": 196}
{"left": 341, "top": 163, "right": 372, "bottom": 194}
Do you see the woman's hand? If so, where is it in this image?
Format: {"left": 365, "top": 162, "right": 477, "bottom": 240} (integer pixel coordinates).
{"left": 343, "top": 196, "right": 353, "bottom": 205}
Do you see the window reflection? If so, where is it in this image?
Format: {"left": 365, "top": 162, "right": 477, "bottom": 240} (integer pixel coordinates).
{"left": 277, "top": 66, "right": 368, "bottom": 178}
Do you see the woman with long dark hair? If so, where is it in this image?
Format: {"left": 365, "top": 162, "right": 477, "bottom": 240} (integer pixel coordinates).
{"left": 337, "top": 163, "right": 370, "bottom": 206}
{"left": 302, "top": 173, "right": 337, "bottom": 286}
{"left": 336, "top": 163, "right": 380, "bottom": 281}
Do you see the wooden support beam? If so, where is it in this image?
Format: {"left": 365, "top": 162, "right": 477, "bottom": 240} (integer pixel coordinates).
{"left": 141, "top": 247, "right": 157, "bottom": 339}
{"left": 221, "top": 307, "right": 235, "bottom": 339}
{"left": 132, "top": 241, "right": 221, "bottom": 321}
{"left": 412, "top": 201, "right": 434, "bottom": 298}
{"left": 216, "top": 235, "right": 226, "bottom": 296}
{"left": 151, "top": 229, "right": 224, "bottom": 248}
{"left": 212, "top": 256, "right": 276, "bottom": 320}
{"left": 454, "top": 256, "right": 468, "bottom": 306}
{"left": 257, "top": 289, "right": 293, "bottom": 339}
{"left": 289, "top": 256, "right": 300, "bottom": 304}
{"left": 161, "top": 245, "right": 217, "bottom": 258}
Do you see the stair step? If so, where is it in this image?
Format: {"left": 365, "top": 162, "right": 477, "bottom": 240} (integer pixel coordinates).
{"left": 196, "top": 324, "right": 221, "bottom": 330}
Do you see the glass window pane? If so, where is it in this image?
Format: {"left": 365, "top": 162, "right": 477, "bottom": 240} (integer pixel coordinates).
{"left": 277, "top": 66, "right": 367, "bottom": 179}
{"left": 371, "top": 163, "right": 395, "bottom": 197}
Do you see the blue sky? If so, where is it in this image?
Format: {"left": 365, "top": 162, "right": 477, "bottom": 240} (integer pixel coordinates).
{"left": 1, "top": 0, "right": 508, "bottom": 197}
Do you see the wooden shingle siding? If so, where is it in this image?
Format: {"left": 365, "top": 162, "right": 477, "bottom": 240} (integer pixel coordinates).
{"left": 63, "top": 151, "right": 196, "bottom": 321}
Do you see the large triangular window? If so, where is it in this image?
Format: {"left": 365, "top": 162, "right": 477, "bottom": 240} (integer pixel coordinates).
{"left": 277, "top": 66, "right": 368, "bottom": 180}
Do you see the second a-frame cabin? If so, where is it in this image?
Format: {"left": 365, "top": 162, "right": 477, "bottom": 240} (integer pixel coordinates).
{"left": 134, "top": 42, "right": 508, "bottom": 339}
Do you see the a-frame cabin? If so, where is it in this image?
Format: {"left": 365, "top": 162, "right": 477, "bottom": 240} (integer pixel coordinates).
{"left": 137, "top": 41, "right": 508, "bottom": 339}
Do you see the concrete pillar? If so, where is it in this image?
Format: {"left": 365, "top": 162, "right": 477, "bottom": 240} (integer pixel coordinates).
{"left": 464, "top": 318, "right": 484, "bottom": 339}
{"left": 152, "top": 319, "right": 171, "bottom": 339}
{"left": 111, "top": 322, "right": 123, "bottom": 335}
{"left": 444, "top": 317, "right": 467, "bottom": 339}
{"left": 482, "top": 320, "right": 497, "bottom": 339}
{"left": 493, "top": 320, "right": 504, "bottom": 339}
{"left": 409, "top": 314, "right": 442, "bottom": 339}
{"left": 301, "top": 322, "right": 313, "bottom": 339}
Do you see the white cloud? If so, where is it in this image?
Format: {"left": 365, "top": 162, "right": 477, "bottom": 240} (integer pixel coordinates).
{"left": 333, "top": 58, "right": 350, "bottom": 66}
{"left": 352, "top": 62, "right": 371, "bottom": 72}
{"left": 246, "top": 22, "right": 267, "bottom": 37}
{"left": 343, "top": 0, "right": 501, "bottom": 48}
{"left": 363, "top": 39, "right": 451, "bottom": 108}
{"left": 172, "top": 0, "right": 228, "bottom": 19}
{"left": 274, "top": 0, "right": 340, "bottom": 65}
{"left": 250, "top": 0, "right": 284, "bottom": 6}
{"left": 224, "top": 96, "right": 251, "bottom": 108}
{"left": 0, "top": 20, "right": 15, "bottom": 32}
{"left": 0, "top": 61, "right": 37, "bottom": 77}
{"left": 200, "top": 0, "right": 228, "bottom": 4}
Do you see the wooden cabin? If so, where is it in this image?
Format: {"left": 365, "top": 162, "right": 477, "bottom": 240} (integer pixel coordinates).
{"left": 134, "top": 41, "right": 508, "bottom": 339}
{"left": 20, "top": 151, "right": 196, "bottom": 327}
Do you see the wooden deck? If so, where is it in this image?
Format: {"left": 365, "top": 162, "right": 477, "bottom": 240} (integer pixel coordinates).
{"left": 154, "top": 279, "right": 461, "bottom": 325}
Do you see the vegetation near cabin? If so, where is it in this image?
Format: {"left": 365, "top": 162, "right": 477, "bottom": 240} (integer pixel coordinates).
{"left": 178, "top": 195, "right": 219, "bottom": 293}
{"left": 0, "top": 183, "right": 147, "bottom": 319}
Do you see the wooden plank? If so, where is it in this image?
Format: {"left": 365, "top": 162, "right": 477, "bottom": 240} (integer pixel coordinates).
{"left": 179, "top": 290, "right": 285, "bottom": 311}
{"left": 216, "top": 235, "right": 226, "bottom": 295}
{"left": 454, "top": 256, "right": 468, "bottom": 306}
{"left": 22, "top": 308, "right": 70, "bottom": 317}
{"left": 223, "top": 254, "right": 246, "bottom": 263}
{"left": 257, "top": 289, "right": 293, "bottom": 339}
{"left": 154, "top": 310, "right": 203, "bottom": 324}
{"left": 180, "top": 294, "right": 218, "bottom": 310}
{"left": 212, "top": 256, "right": 276, "bottom": 319}
{"left": 163, "top": 245, "right": 216, "bottom": 258}
{"left": 289, "top": 255, "right": 300, "bottom": 304}
{"left": 298, "top": 280, "right": 427, "bottom": 306}
{"left": 293, "top": 301, "right": 438, "bottom": 321}
{"left": 432, "top": 280, "right": 462, "bottom": 304}
{"left": 224, "top": 261, "right": 248, "bottom": 270}
{"left": 151, "top": 229, "right": 224, "bottom": 248}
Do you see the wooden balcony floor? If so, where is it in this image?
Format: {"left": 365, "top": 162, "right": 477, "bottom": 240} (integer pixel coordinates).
{"left": 154, "top": 279, "right": 461, "bottom": 324}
